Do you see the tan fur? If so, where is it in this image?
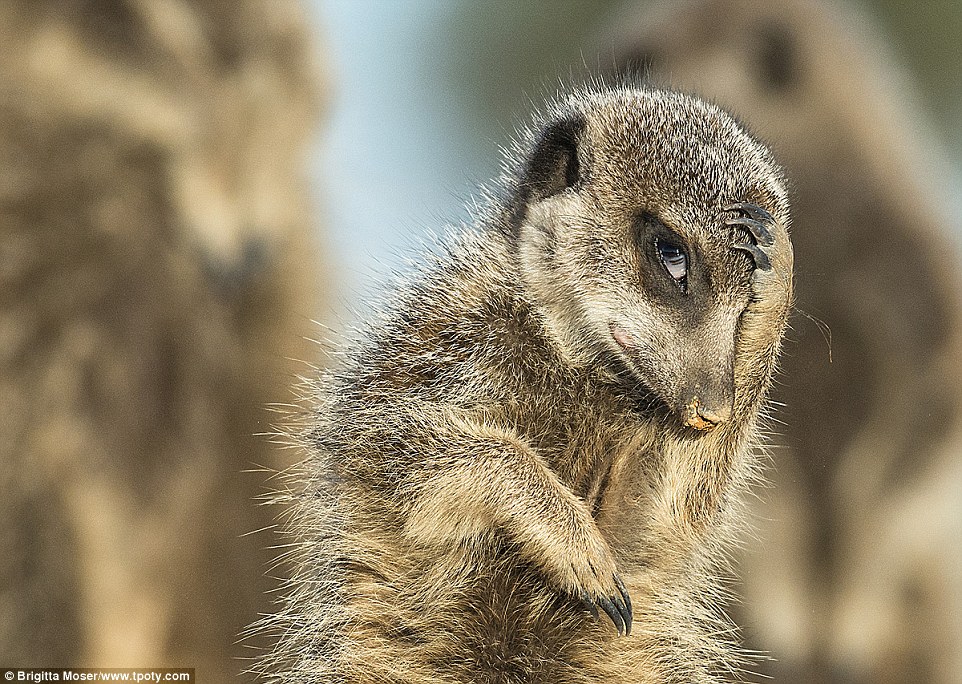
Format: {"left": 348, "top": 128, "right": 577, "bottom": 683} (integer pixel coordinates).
{"left": 259, "top": 86, "right": 793, "bottom": 683}
{"left": 605, "top": 0, "right": 962, "bottom": 681}
{"left": 0, "top": 1, "right": 324, "bottom": 680}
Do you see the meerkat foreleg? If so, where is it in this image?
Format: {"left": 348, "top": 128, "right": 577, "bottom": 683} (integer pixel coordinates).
{"left": 402, "top": 415, "right": 633, "bottom": 635}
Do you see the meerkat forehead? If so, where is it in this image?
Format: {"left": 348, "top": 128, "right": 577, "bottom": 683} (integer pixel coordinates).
{"left": 554, "top": 88, "right": 788, "bottom": 232}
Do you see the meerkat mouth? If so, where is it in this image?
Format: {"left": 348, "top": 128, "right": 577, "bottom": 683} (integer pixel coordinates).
{"left": 607, "top": 322, "right": 666, "bottom": 415}
{"left": 610, "top": 324, "right": 635, "bottom": 351}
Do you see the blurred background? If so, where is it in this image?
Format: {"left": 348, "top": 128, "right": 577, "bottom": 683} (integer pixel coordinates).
{"left": 2, "top": 1, "right": 961, "bottom": 682}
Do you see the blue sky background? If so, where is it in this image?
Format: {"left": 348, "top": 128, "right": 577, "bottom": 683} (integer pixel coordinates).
{"left": 304, "top": 1, "right": 494, "bottom": 317}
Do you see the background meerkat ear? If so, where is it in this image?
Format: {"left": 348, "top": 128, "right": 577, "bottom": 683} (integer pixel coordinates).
{"left": 755, "top": 21, "right": 799, "bottom": 93}
{"left": 522, "top": 114, "right": 586, "bottom": 202}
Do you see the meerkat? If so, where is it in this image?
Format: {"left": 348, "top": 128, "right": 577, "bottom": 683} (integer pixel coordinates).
{"left": 258, "top": 86, "right": 793, "bottom": 684}
{"left": 604, "top": 0, "right": 962, "bottom": 681}
{"left": 0, "top": 0, "right": 324, "bottom": 679}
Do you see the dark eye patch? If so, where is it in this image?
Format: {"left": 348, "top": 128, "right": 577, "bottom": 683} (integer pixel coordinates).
{"left": 635, "top": 212, "right": 691, "bottom": 295}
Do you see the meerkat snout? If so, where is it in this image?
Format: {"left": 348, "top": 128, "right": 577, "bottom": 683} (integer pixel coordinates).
{"left": 684, "top": 394, "right": 733, "bottom": 431}
{"left": 673, "top": 376, "right": 732, "bottom": 430}
{"left": 612, "top": 322, "right": 735, "bottom": 431}
{"left": 680, "top": 369, "right": 735, "bottom": 430}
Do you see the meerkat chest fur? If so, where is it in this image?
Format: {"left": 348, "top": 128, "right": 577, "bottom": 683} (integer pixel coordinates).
{"left": 266, "top": 86, "right": 793, "bottom": 684}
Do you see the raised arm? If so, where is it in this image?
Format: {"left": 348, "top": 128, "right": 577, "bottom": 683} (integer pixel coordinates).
{"left": 401, "top": 412, "right": 633, "bottom": 635}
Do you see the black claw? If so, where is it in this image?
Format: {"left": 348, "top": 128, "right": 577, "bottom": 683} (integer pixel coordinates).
{"left": 613, "top": 575, "right": 633, "bottom": 636}
{"left": 725, "top": 202, "right": 774, "bottom": 224}
{"left": 596, "top": 595, "right": 625, "bottom": 636}
{"left": 611, "top": 595, "right": 632, "bottom": 637}
{"left": 580, "top": 590, "right": 600, "bottom": 621}
{"left": 733, "top": 243, "right": 771, "bottom": 271}
{"left": 724, "top": 216, "right": 774, "bottom": 246}
{"left": 725, "top": 202, "right": 777, "bottom": 273}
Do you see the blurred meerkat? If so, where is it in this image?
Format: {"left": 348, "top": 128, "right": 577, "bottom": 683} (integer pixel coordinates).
{"left": 0, "top": 1, "right": 325, "bottom": 680}
{"left": 259, "top": 86, "right": 793, "bottom": 683}
{"left": 605, "top": 0, "right": 962, "bottom": 681}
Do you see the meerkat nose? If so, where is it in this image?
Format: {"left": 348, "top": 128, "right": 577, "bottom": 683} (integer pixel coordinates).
{"left": 685, "top": 397, "right": 732, "bottom": 431}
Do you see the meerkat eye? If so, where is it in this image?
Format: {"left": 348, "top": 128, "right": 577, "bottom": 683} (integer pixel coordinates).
{"left": 655, "top": 238, "right": 688, "bottom": 285}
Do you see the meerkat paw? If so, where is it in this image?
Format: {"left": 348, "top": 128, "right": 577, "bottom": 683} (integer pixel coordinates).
{"left": 548, "top": 533, "right": 633, "bottom": 636}
{"left": 577, "top": 573, "right": 633, "bottom": 637}
{"left": 725, "top": 202, "right": 792, "bottom": 300}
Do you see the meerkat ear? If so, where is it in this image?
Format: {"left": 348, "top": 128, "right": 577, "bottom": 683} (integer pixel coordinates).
{"left": 522, "top": 114, "right": 586, "bottom": 201}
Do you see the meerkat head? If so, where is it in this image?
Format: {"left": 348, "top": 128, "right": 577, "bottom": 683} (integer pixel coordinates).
{"left": 511, "top": 87, "right": 788, "bottom": 432}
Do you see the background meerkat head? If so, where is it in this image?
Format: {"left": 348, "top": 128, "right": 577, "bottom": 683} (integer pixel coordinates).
{"left": 510, "top": 87, "right": 788, "bottom": 431}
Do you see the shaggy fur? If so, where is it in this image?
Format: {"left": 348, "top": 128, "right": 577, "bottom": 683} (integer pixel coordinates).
{"left": 259, "top": 86, "right": 793, "bottom": 683}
